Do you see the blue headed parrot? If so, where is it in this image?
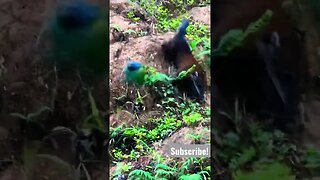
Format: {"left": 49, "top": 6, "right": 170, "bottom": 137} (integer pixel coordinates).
{"left": 124, "top": 61, "right": 148, "bottom": 86}
{"left": 124, "top": 60, "right": 174, "bottom": 86}
{"left": 47, "top": 0, "right": 107, "bottom": 82}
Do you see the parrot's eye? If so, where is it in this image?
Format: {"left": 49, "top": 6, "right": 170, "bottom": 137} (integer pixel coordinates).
{"left": 128, "top": 66, "right": 136, "bottom": 71}
{"left": 127, "top": 64, "right": 140, "bottom": 71}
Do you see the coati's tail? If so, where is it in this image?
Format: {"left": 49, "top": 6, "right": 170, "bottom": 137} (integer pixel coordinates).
{"left": 177, "top": 19, "right": 189, "bottom": 39}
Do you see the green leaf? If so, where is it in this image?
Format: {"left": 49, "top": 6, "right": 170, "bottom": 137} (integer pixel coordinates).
{"left": 176, "top": 65, "right": 196, "bottom": 80}
{"left": 234, "top": 162, "right": 295, "bottom": 180}
{"left": 124, "top": 29, "right": 137, "bottom": 35}
{"left": 128, "top": 169, "right": 153, "bottom": 180}
{"left": 195, "top": 50, "right": 211, "bottom": 59}
{"left": 82, "top": 90, "right": 105, "bottom": 132}
{"left": 213, "top": 9, "right": 273, "bottom": 57}
{"left": 190, "top": 39, "right": 202, "bottom": 51}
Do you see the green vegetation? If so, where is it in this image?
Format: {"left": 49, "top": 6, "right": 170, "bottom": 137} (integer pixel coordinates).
{"left": 213, "top": 9, "right": 273, "bottom": 57}
{"left": 234, "top": 162, "right": 295, "bottom": 180}
{"left": 209, "top": 96, "right": 320, "bottom": 178}
{"left": 111, "top": 157, "right": 210, "bottom": 180}
{"left": 121, "top": 0, "right": 211, "bottom": 64}
{"left": 110, "top": 95, "right": 209, "bottom": 158}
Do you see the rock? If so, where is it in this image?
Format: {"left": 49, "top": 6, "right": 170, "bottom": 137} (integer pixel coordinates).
{"left": 109, "top": 13, "right": 151, "bottom": 43}
{"left": 28, "top": 154, "right": 75, "bottom": 180}
{"left": 110, "top": 0, "right": 130, "bottom": 13}
{"left": 0, "top": 166, "right": 26, "bottom": 180}
{"left": 188, "top": 6, "right": 210, "bottom": 26}
{"left": 0, "top": 126, "right": 8, "bottom": 140}
{"left": 110, "top": 110, "right": 135, "bottom": 128}
{"left": 110, "top": 15, "right": 139, "bottom": 32}
{"left": 281, "top": 0, "right": 320, "bottom": 77}
{"left": 39, "top": 127, "right": 78, "bottom": 164}
{"left": 154, "top": 125, "right": 210, "bottom": 160}
{"left": 303, "top": 100, "right": 320, "bottom": 149}
{"left": 0, "top": 12, "right": 12, "bottom": 29}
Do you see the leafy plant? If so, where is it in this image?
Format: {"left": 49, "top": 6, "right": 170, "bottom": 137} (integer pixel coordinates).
{"left": 10, "top": 106, "right": 52, "bottom": 123}
{"left": 23, "top": 140, "right": 41, "bottom": 175}
{"left": 128, "top": 169, "right": 153, "bottom": 180}
{"left": 303, "top": 146, "right": 320, "bottom": 170}
{"left": 81, "top": 90, "right": 105, "bottom": 132}
{"left": 124, "top": 158, "right": 210, "bottom": 180}
{"left": 110, "top": 24, "right": 122, "bottom": 31}
{"left": 112, "top": 162, "right": 134, "bottom": 180}
{"left": 183, "top": 112, "right": 203, "bottom": 126}
{"left": 234, "top": 162, "right": 295, "bottom": 180}
{"left": 230, "top": 146, "right": 257, "bottom": 170}
{"left": 213, "top": 9, "right": 273, "bottom": 57}
{"left": 127, "top": 11, "right": 141, "bottom": 21}
{"left": 124, "top": 29, "right": 138, "bottom": 35}
{"left": 155, "top": 163, "right": 177, "bottom": 179}
{"left": 179, "top": 171, "right": 209, "bottom": 180}
{"left": 143, "top": 64, "right": 197, "bottom": 86}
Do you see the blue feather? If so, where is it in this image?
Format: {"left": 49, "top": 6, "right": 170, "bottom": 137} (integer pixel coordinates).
{"left": 55, "top": 0, "right": 99, "bottom": 31}
{"left": 126, "top": 61, "right": 142, "bottom": 71}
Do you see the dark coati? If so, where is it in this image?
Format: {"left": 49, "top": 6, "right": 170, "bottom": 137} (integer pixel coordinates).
{"left": 213, "top": 0, "right": 309, "bottom": 132}
{"left": 162, "top": 19, "right": 207, "bottom": 103}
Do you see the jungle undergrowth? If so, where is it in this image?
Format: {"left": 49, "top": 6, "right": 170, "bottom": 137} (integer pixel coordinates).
{"left": 210, "top": 96, "right": 320, "bottom": 179}
{"left": 110, "top": 66, "right": 210, "bottom": 179}
{"left": 4, "top": 56, "right": 107, "bottom": 179}
{"left": 112, "top": 157, "right": 211, "bottom": 180}
{"left": 125, "top": 0, "right": 211, "bottom": 65}
{"left": 110, "top": 85, "right": 210, "bottom": 159}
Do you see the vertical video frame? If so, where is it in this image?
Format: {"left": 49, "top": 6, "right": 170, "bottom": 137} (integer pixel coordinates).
{"left": 109, "top": 0, "right": 211, "bottom": 179}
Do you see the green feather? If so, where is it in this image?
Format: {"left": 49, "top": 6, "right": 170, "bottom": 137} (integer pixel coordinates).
{"left": 124, "top": 65, "right": 148, "bottom": 86}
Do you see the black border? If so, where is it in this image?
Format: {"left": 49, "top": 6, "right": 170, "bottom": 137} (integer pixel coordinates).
{"left": 106, "top": 0, "right": 111, "bottom": 178}
{"left": 210, "top": 0, "right": 214, "bottom": 178}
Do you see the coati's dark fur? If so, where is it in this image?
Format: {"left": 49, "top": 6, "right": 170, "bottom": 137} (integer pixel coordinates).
{"left": 162, "top": 19, "right": 207, "bottom": 103}
{"left": 213, "top": 0, "right": 309, "bottom": 132}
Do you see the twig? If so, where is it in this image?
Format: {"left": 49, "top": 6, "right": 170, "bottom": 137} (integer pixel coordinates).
{"left": 50, "top": 65, "right": 58, "bottom": 110}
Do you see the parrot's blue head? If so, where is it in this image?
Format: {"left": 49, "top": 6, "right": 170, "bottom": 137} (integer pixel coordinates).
{"left": 55, "top": 1, "right": 100, "bottom": 30}
{"left": 126, "top": 61, "right": 142, "bottom": 72}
